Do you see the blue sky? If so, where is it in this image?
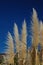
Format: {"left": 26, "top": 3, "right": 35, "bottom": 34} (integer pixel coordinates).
{"left": 0, "top": 0, "right": 43, "bottom": 53}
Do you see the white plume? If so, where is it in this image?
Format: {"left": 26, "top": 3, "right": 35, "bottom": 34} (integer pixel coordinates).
{"left": 6, "top": 32, "right": 14, "bottom": 64}
{"left": 22, "top": 20, "right": 27, "bottom": 44}
{"left": 14, "top": 23, "right": 20, "bottom": 53}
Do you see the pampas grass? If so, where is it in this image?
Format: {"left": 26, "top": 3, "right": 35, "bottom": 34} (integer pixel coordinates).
{"left": 14, "top": 23, "right": 20, "bottom": 53}
{"left": 3, "top": 8, "right": 43, "bottom": 65}
{"left": 40, "top": 22, "right": 43, "bottom": 65}
{"left": 21, "top": 20, "right": 27, "bottom": 59}
{"left": 31, "top": 8, "right": 40, "bottom": 65}
{"left": 22, "top": 20, "right": 27, "bottom": 45}
{"left": 6, "top": 32, "right": 14, "bottom": 54}
{"left": 40, "top": 21, "right": 43, "bottom": 47}
{"left": 6, "top": 32, "right": 14, "bottom": 64}
{"left": 32, "top": 8, "right": 39, "bottom": 48}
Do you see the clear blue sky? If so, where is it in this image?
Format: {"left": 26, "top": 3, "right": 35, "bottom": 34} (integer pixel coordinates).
{"left": 0, "top": 0, "right": 43, "bottom": 53}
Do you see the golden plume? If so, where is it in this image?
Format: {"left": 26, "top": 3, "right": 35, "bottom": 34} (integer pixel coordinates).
{"left": 21, "top": 20, "right": 27, "bottom": 59}
{"left": 40, "top": 21, "right": 43, "bottom": 47}
{"left": 32, "top": 8, "right": 39, "bottom": 48}
{"left": 40, "top": 21, "right": 43, "bottom": 65}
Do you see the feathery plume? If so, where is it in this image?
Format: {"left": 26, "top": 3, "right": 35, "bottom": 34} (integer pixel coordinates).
{"left": 6, "top": 32, "right": 14, "bottom": 64}
{"left": 14, "top": 23, "right": 20, "bottom": 53}
{"left": 32, "top": 8, "right": 39, "bottom": 48}
{"left": 40, "top": 21, "right": 43, "bottom": 47}
{"left": 6, "top": 32, "right": 14, "bottom": 53}
{"left": 21, "top": 20, "right": 27, "bottom": 59}
{"left": 40, "top": 21, "right": 43, "bottom": 65}
{"left": 22, "top": 20, "right": 27, "bottom": 44}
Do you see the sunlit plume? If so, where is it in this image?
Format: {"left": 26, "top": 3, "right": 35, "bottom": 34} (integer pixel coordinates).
{"left": 3, "top": 8, "right": 43, "bottom": 65}
{"left": 40, "top": 21, "right": 43, "bottom": 47}
{"left": 32, "top": 8, "right": 39, "bottom": 48}
{"left": 6, "top": 32, "right": 14, "bottom": 64}
{"left": 14, "top": 23, "right": 20, "bottom": 53}
{"left": 21, "top": 20, "right": 27, "bottom": 59}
